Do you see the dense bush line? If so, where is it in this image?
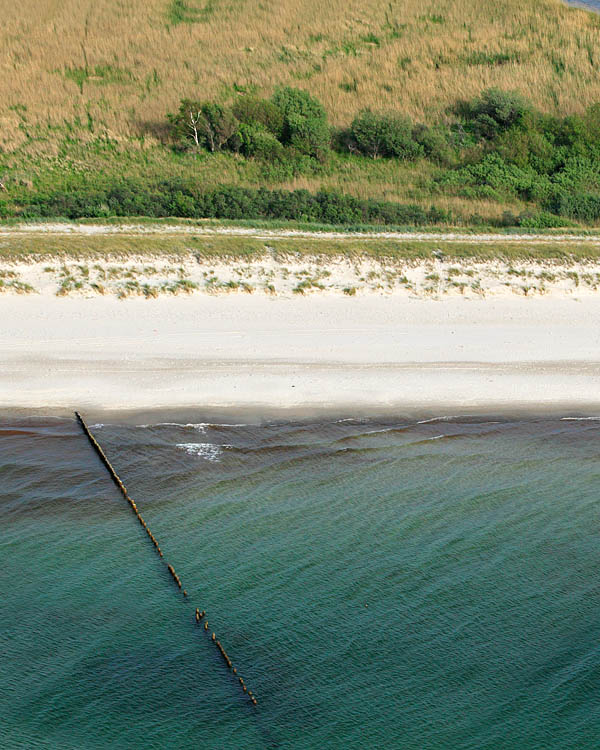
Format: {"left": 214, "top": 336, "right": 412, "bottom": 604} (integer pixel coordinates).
{"left": 6, "top": 181, "right": 452, "bottom": 226}
{"left": 168, "top": 86, "right": 438, "bottom": 164}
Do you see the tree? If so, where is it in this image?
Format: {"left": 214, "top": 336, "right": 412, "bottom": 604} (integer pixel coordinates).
{"left": 271, "top": 87, "right": 330, "bottom": 160}
{"left": 237, "top": 123, "right": 286, "bottom": 160}
{"left": 231, "top": 96, "right": 284, "bottom": 138}
{"left": 168, "top": 99, "right": 238, "bottom": 151}
{"left": 349, "top": 110, "right": 423, "bottom": 159}
{"left": 468, "top": 88, "right": 528, "bottom": 139}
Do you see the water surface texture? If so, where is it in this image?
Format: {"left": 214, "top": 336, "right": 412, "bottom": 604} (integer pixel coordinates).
{"left": 566, "top": 0, "right": 600, "bottom": 10}
{"left": 2, "top": 416, "right": 600, "bottom": 749}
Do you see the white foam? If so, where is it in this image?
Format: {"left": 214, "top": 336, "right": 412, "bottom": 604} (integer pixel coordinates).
{"left": 334, "top": 417, "right": 369, "bottom": 424}
{"left": 140, "top": 422, "right": 247, "bottom": 431}
{"left": 176, "top": 442, "right": 223, "bottom": 461}
{"left": 561, "top": 416, "right": 600, "bottom": 421}
{"left": 417, "top": 416, "right": 457, "bottom": 424}
{"left": 362, "top": 427, "right": 396, "bottom": 436}
{"left": 138, "top": 422, "right": 207, "bottom": 432}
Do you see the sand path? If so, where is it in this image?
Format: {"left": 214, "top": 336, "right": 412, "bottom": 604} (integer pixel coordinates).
{"left": 3, "top": 222, "right": 600, "bottom": 243}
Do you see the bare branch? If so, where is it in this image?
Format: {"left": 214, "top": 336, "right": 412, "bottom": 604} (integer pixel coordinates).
{"left": 188, "top": 109, "right": 202, "bottom": 147}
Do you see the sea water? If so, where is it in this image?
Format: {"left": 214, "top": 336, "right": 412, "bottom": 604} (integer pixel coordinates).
{"left": 566, "top": 0, "right": 600, "bottom": 10}
{"left": 2, "top": 416, "right": 600, "bottom": 749}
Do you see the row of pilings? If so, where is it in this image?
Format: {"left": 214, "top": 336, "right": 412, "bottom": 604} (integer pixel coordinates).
{"left": 75, "top": 411, "right": 258, "bottom": 707}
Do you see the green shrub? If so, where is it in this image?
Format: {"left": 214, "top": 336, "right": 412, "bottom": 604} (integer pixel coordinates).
{"left": 463, "top": 50, "right": 520, "bottom": 67}
{"left": 555, "top": 106, "right": 600, "bottom": 160}
{"left": 516, "top": 210, "right": 573, "bottom": 228}
{"left": 271, "top": 87, "right": 331, "bottom": 160}
{"left": 258, "top": 152, "right": 321, "bottom": 181}
{"left": 439, "top": 153, "right": 552, "bottom": 202}
{"left": 12, "top": 179, "right": 453, "bottom": 225}
{"left": 550, "top": 156, "right": 600, "bottom": 192}
{"left": 492, "top": 112, "right": 557, "bottom": 172}
{"left": 466, "top": 88, "right": 529, "bottom": 139}
{"left": 238, "top": 123, "right": 286, "bottom": 161}
{"left": 549, "top": 192, "right": 600, "bottom": 222}
{"left": 348, "top": 110, "right": 423, "bottom": 159}
{"left": 231, "top": 96, "right": 284, "bottom": 138}
{"left": 18, "top": 86, "right": 600, "bottom": 228}
{"left": 413, "top": 124, "right": 456, "bottom": 165}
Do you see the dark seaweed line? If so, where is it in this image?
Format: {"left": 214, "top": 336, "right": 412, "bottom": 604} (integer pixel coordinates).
{"left": 74, "top": 411, "right": 258, "bottom": 707}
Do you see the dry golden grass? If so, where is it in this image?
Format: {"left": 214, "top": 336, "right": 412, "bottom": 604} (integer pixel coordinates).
{"left": 276, "top": 173, "right": 527, "bottom": 218}
{"left": 1, "top": 0, "right": 600, "bottom": 152}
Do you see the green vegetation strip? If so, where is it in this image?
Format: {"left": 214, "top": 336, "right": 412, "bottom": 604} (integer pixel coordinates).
{"left": 2, "top": 234, "right": 600, "bottom": 262}
{"left": 9, "top": 86, "right": 600, "bottom": 229}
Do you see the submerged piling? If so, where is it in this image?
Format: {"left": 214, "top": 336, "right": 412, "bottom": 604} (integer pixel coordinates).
{"left": 75, "top": 410, "right": 258, "bottom": 707}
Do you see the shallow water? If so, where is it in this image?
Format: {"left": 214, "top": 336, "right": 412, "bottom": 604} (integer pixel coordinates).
{"left": 566, "top": 0, "right": 600, "bottom": 10}
{"left": 2, "top": 415, "right": 600, "bottom": 749}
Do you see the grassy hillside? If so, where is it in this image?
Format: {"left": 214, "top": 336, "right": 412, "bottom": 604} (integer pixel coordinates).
{"left": 2, "top": 0, "right": 600, "bottom": 226}
{"left": 2, "top": 0, "right": 598, "bottom": 148}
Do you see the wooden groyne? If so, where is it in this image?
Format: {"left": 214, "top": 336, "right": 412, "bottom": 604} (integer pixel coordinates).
{"left": 75, "top": 411, "right": 258, "bottom": 706}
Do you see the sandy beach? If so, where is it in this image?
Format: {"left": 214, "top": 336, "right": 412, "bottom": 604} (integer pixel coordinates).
{"left": 1, "top": 226, "right": 600, "bottom": 417}
{"left": 2, "top": 290, "right": 600, "bottom": 417}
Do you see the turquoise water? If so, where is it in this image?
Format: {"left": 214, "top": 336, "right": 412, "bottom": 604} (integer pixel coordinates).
{"left": 2, "top": 415, "right": 600, "bottom": 749}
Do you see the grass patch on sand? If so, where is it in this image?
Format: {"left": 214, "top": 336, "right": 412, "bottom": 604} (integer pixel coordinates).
{"left": 2, "top": 232, "right": 600, "bottom": 263}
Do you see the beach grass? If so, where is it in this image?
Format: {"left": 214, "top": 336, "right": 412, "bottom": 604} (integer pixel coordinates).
{"left": 2, "top": 232, "right": 600, "bottom": 263}
{"left": 2, "top": 0, "right": 599, "bottom": 155}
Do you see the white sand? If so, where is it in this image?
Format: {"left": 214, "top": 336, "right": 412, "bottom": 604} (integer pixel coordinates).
{"left": 2, "top": 290, "right": 600, "bottom": 417}
{"left": 2, "top": 234, "right": 600, "bottom": 416}
{"left": 5, "top": 221, "right": 600, "bottom": 242}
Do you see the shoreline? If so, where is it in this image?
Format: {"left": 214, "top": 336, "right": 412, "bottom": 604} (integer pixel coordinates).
{"left": 4, "top": 405, "right": 600, "bottom": 424}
